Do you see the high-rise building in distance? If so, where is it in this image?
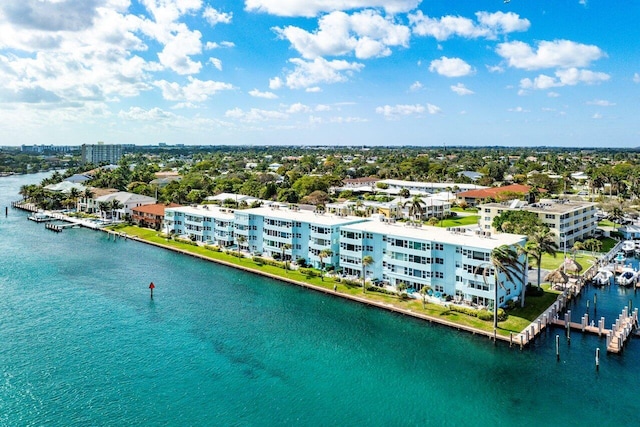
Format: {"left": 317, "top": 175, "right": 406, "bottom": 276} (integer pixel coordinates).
{"left": 81, "top": 142, "right": 123, "bottom": 164}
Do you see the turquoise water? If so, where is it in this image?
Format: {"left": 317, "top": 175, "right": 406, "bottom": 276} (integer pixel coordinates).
{"left": 2, "top": 173, "right": 640, "bottom": 426}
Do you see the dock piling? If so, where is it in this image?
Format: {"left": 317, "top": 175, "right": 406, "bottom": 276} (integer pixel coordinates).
{"left": 595, "top": 348, "right": 600, "bottom": 371}
{"left": 556, "top": 335, "right": 560, "bottom": 361}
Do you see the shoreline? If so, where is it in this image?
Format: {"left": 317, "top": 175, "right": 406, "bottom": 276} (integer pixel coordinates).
{"left": 11, "top": 202, "right": 532, "bottom": 346}
{"left": 105, "top": 228, "right": 513, "bottom": 345}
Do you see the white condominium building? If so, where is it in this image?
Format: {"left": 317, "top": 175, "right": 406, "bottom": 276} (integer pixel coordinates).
{"left": 478, "top": 199, "right": 597, "bottom": 250}
{"left": 338, "top": 218, "right": 527, "bottom": 308}
{"left": 165, "top": 205, "right": 236, "bottom": 247}
{"left": 234, "top": 206, "right": 366, "bottom": 268}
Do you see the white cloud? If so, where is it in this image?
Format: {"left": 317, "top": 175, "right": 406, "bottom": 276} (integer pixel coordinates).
{"left": 225, "top": 107, "right": 288, "bottom": 122}
{"left": 275, "top": 10, "right": 409, "bottom": 60}
{"left": 245, "top": 0, "right": 421, "bottom": 17}
{"left": 287, "top": 103, "right": 311, "bottom": 113}
{"left": 119, "top": 106, "right": 177, "bottom": 121}
{"left": 450, "top": 83, "right": 474, "bottom": 96}
{"left": 284, "top": 57, "right": 364, "bottom": 89}
{"left": 496, "top": 40, "right": 605, "bottom": 70}
{"left": 429, "top": 57, "right": 473, "bottom": 77}
{"left": 269, "top": 77, "right": 283, "bottom": 90}
{"left": 375, "top": 103, "right": 440, "bottom": 118}
{"left": 306, "top": 87, "right": 322, "bottom": 92}
{"left": 205, "top": 41, "right": 235, "bottom": 49}
{"left": 592, "top": 112, "right": 602, "bottom": 119}
{"left": 154, "top": 77, "right": 234, "bottom": 102}
{"left": 315, "top": 104, "right": 331, "bottom": 111}
{"left": 410, "top": 81, "right": 423, "bottom": 91}
{"left": 587, "top": 99, "right": 615, "bottom": 107}
{"left": 203, "top": 6, "right": 232, "bottom": 26}
{"left": 520, "top": 68, "right": 610, "bottom": 90}
{"left": 409, "top": 11, "right": 529, "bottom": 41}
{"left": 486, "top": 65, "right": 504, "bottom": 73}
{"left": 634, "top": 73, "right": 640, "bottom": 83}
{"left": 508, "top": 106, "right": 530, "bottom": 113}
{"left": 209, "top": 58, "right": 222, "bottom": 71}
{"left": 249, "top": 89, "right": 278, "bottom": 99}
{"left": 547, "top": 92, "right": 560, "bottom": 98}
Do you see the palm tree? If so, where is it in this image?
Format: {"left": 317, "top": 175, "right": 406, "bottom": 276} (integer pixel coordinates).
{"left": 68, "top": 187, "right": 81, "bottom": 211}
{"left": 488, "top": 245, "right": 525, "bottom": 329}
{"left": 403, "top": 196, "right": 425, "bottom": 222}
{"left": 318, "top": 248, "right": 333, "bottom": 281}
{"left": 524, "top": 229, "right": 558, "bottom": 289}
{"left": 282, "top": 243, "right": 292, "bottom": 273}
{"left": 583, "top": 238, "right": 602, "bottom": 257}
{"left": 98, "top": 201, "right": 110, "bottom": 219}
{"left": 610, "top": 206, "right": 624, "bottom": 228}
{"left": 81, "top": 188, "right": 95, "bottom": 213}
{"left": 361, "top": 255, "right": 374, "bottom": 293}
{"left": 109, "top": 198, "right": 123, "bottom": 221}
{"left": 419, "top": 284, "right": 432, "bottom": 309}
{"left": 236, "top": 235, "right": 246, "bottom": 260}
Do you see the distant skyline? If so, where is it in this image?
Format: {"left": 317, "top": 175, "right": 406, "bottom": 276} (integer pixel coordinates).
{"left": 0, "top": 1, "right": 638, "bottom": 147}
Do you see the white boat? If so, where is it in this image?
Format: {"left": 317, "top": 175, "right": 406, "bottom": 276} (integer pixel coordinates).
{"left": 592, "top": 269, "right": 613, "bottom": 286}
{"left": 621, "top": 240, "right": 635, "bottom": 255}
{"left": 617, "top": 267, "right": 638, "bottom": 287}
{"left": 28, "top": 211, "right": 53, "bottom": 222}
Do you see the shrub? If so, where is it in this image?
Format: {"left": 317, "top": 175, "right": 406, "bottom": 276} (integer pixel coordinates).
{"left": 204, "top": 245, "right": 221, "bottom": 252}
{"left": 477, "top": 310, "right": 493, "bottom": 321}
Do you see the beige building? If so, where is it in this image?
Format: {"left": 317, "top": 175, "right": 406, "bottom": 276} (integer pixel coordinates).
{"left": 478, "top": 199, "right": 598, "bottom": 250}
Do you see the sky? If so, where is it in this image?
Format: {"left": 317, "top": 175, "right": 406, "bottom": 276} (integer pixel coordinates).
{"left": 0, "top": 0, "right": 639, "bottom": 148}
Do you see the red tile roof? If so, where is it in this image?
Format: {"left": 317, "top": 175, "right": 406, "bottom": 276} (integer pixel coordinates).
{"left": 131, "top": 203, "right": 182, "bottom": 216}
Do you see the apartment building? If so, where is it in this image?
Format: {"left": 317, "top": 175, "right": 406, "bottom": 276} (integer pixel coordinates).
{"left": 234, "top": 206, "right": 366, "bottom": 268}
{"left": 478, "top": 199, "right": 597, "bottom": 249}
{"left": 81, "top": 142, "right": 123, "bottom": 165}
{"left": 338, "top": 218, "right": 527, "bottom": 308}
{"left": 165, "top": 205, "right": 236, "bottom": 247}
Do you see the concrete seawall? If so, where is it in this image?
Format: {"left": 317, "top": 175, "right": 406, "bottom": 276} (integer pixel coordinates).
{"left": 109, "top": 230, "right": 511, "bottom": 344}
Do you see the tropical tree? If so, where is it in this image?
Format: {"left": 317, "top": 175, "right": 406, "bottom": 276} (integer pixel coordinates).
{"left": 404, "top": 196, "right": 426, "bottom": 222}
{"left": 98, "top": 201, "right": 110, "bottom": 219}
{"left": 282, "top": 243, "right": 292, "bottom": 273}
{"left": 109, "top": 199, "right": 123, "bottom": 221}
{"left": 318, "top": 248, "right": 333, "bottom": 281}
{"left": 427, "top": 217, "right": 439, "bottom": 226}
{"left": 583, "top": 238, "right": 602, "bottom": 256}
{"left": 236, "top": 235, "right": 246, "bottom": 259}
{"left": 361, "top": 255, "right": 374, "bottom": 293}
{"left": 610, "top": 206, "right": 624, "bottom": 228}
{"left": 524, "top": 229, "right": 558, "bottom": 289}
{"left": 419, "top": 284, "right": 432, "bottom": 309}
{"left": 488, "top": 245, "right": 525, "bottom": 329}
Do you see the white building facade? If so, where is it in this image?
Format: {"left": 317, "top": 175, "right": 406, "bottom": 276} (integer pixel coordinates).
{"left": 338, "top": 219, "right": 527, "bottom": 308}
{"left": 478, "top": 199, "right": 597, "bottom": 250}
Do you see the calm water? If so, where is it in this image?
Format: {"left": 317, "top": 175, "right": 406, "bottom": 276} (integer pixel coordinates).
{"left": 1, "top": 173, "right": 640, "bottom": 426}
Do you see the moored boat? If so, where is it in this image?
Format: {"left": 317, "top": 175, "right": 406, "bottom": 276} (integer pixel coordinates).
{"left": 592, "top": 268, "right": 613, "bottom": 287}
{"left": 617, "top": 267, "right": 638, "bottom": 287}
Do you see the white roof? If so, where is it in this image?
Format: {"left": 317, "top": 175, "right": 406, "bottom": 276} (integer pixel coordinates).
{"left": 206, "top": 193, "right": 259, "bottom": 203}
{"left": 169, "top": 205, "right": 235, "bottom": 220}
{"left": 342, "top": 220, "right": 526, "bottom": 249}
{"left": 44, "top": 181, "right": 86, "bottom": 193}
{"left": 244, "top": 206, "right": 366, "bottom": 227}
{"left": 94, "top": 191, "right": 156, "bottom": 204}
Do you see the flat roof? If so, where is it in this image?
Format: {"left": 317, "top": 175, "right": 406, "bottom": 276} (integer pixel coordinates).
{"left": 482, "top": 199, "right": 596, "bottom": 214}
{"left": 169, "top": 205, "right": 235, "bottom": 219}
{"left": 243, "top": 206, "right": 366, "bottom": 226}
{"left": 341, "top": 220, "right": 526, "bottom": 249}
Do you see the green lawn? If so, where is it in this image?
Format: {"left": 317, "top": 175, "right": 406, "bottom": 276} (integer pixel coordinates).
{"left": 538, "top": 252, "right": 596, "bottom": 271}
{"left": 108, "top": 224, "right": 563, "bottom": 337}
{"left": 438, "top": 215, "right": 480, "bottom": 227}
{"left": 451, "top": 207, "right": 479, "bottom": 213}
{"left": 598, "top": 220, "right": 615, "bottom": 227}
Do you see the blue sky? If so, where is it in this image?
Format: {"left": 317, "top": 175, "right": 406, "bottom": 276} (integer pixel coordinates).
{"left": 0, "top": 0, "right": 638, "bottom": 147}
